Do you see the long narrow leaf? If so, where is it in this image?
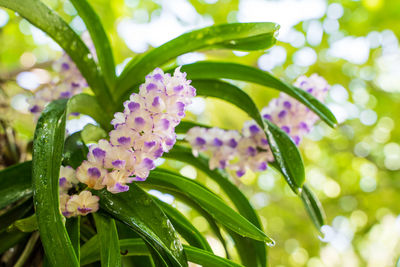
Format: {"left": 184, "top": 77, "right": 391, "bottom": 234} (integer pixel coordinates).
{"left": 192, "top": 79, "right": 263, "bottom": 125}
{"left": 152, "top": 198, "right": 212, "bottom": 252}
{"left": 165, "top": 145, "right": 267, "bottom": 266}
{"left": 0, "top": 161, "right": 32, "bottom": 209}
{"left": 180, "top": 61, "right": 337, "bottom": 127}
{"left": 0, "top": 0, "right": 114, "bottom": 112}
{"left": 93, "top": 213, "right": 121, "bottom": 267}
{"left": 116, "top": 22, "right": 279, "bottom": 100}
{"left": 32, "top": 99, "right": 79, "bottom": 266}
{"left": 93, "top": 183, "right": 187, "bottom": 267}
{"left": 68, "top": 93, "right": 113, "bottom": 131}
{"left": 81, "top": 237, "right": 243, "bottom": 267}
{"left": 300, "top": 184, "right": 326, "bottom": 231}
{"left": 144, "top": 169, "right": 274, "bottom": 245}
{"left": 66, "top": 217, "right": 81, "bottom": 262}
{"left": 0, "top": 198, "right": 32, "bottom": 232}
{"left": 70, "top": 0, "right": 116, "bottom": 89}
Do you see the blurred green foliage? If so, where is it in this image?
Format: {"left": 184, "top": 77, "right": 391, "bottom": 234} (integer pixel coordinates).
{"left": 1, "top": 0, "right": 400, "bottom": 266}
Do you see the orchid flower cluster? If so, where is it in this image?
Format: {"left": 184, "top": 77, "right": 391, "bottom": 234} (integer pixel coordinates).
{"left": 59, "top": 166, "right": 99, "bottom": 217}
{"left": 186, "top": 74, "right": 330, "bottom": 177}
{"left": 59, "top": 67, "right": 196, "bottom": 217}
{"left": 28, "top": 32, "right": 95, "bottom": 116}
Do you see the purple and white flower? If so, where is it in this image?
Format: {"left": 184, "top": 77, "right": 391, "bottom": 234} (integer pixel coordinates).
{"left": 186, "top": 74, "right": 330, "bottom": 177}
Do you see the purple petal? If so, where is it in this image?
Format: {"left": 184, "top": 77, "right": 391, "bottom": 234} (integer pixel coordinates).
{"left": 236, "top": 170, "right": 245, "bottom": 177}
{"left": 174, "top": 85, "right": 184, "bottom": 92}
{"left": 146, "top": 83, "right": 157, "bottom": 91}
{"left": 278, "top": 110, "right": 287, "bottom": 118}
{"left": 128, "top": 102, "right": 140, "bottom": 112}
{"left": 144, "top": 141, "right": 156, "bottom": 148}
{"left": 88, "top": 167, "right": 101, "bottom": 178}
{"left": 195, "top": 137, "right": 206, "bottom": 146}
{"left": 115, "top": 183, "right": 129, "bottom": 192}
{"left": 78, "top": 207, "right": 92, "bottom": 214}
{"left": 263, "top": 114, "right": 272, "bottom": 120}
{"left": 29, "top": 105, "right": 40, "bottom": 113}
{"left": 281, "top": 126, "right": 290, "bottom": 134}
{"left": 112, "top": 160, "right": 125, "bottom": 168}
{"left": 228, "top": 138, "right": 238, "bottom": 148}
{"left": 152, "top": 96, "right": 161, "bottom": 107}
{"left": 283, "top": 101, "right": 292, "bottom": 109}
{"left": 249, "top": 125, "right": 260, "bottom": 134}
{"left": 117, "top": 136, "right": 131, "bottom": 146}
{"left": 143, "top": 158, "right": 155, "bottom": 170}
{"left": 247, "top": 146, "right": 257, "bottom": 157}
{"left": 62, "top": 63, "right": 70, "bottom": 70}
{"left": 59, "top": 177, "right": 67, "bottom": 187}
{"left": 134, "top": 117, "right": 145, "bottom": 125}
{"left": 92, "top": 148, "right": 106, "bottom": 159}
{"left": 213, "top": 138, "right": 223, "bottom": 147}
{"left": 153, "top": 73, "right": 163, "bottom": 80}
{"left": 258, "top": 162, "right": 267, "bottom": 171}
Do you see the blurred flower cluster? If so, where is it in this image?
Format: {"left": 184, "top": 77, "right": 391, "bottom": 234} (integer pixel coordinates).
{"left": 186, "top": 74, "right": 329, "bottom": 177}
{"left": 27, "top": 32, "right": 95, "bottom": 117}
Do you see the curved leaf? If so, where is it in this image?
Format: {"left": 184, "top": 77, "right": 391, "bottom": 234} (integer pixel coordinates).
{"left": 32, "top": 99, "right": 79, "bottom": 266}
{"left": 144, "top": 169, "right": 274, "bottom": 245}
{"left": 93, "top": 183, "right": 187, "bottom": 267}
{"left": 165, "top": 145, "right": 267, "bottom": 266}
{"left": 68, "top": 93, "right": 113, "bottom": 131}
{"left": 70, "top": 0, "right": 116, "bottom": 89}
{"left": 175, "top": 121, "right": 211, "bottom": 134}
{"left": 300, "top": 184, "right": 326, "bottom": 231}
{"left": 0, "top": 0, "right": 114, "bottom": 111}
{"left": 180, "top": 61, "right": 337, "bottom": 127}
{"left": 81, "top": 237, "right": 243, "bottom": 267}
{"left": 192, "top": 79, "right": 263, "bottom": 125}
{"left": 0, "top": 231, "right": 28, "bottom": 254}
{"left": 63, "top": 132, "right": 88, "bottom": 169}
{"left": 0, "top": 161, "right": 32, "bottom": 209}
{"left": 264, "top": 120, "right": 304, "bottom": 193}
{"left": 0, "top": 197, "right": 32, "bottom": 232}
{"left": 66, "top": 217, "right": 80, "bottom": 262}
{"left": 93, "top": 213, "right": 121, "bottom": 267}
{"left": 10, "top": 214, "right": 38, "bottom": 233}
{"left": 116, "top": 22, "right": 279, "bottom": 100}
{"left": 152, "top": 197, "right": 212, "bottom": 252}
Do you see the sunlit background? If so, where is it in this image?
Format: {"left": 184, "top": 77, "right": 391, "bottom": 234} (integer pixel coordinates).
{"left": 1, "top": 0, "right": 400, "bottom": 266}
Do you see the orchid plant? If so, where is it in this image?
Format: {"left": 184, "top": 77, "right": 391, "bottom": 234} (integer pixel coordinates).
{"left": 0, "top": 0, "right": 338, "bottom": 266}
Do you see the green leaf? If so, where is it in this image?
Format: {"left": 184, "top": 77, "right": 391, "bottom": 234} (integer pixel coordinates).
{"left": 93, "top": 183, "right": 187, "bottom": 267}
{"left": 63, "top": 132, "right": 88, "bottom": 169}
{"left": 300, "top": 184, "right": 326, "bottom": 231}
{"left": 192, "top": 79, "right": 264, "bottom": 125}
{"left": 32, "top": 99, "right": 79, "bottom": 266}
{"left": 116, "top": 22, "right": 279, "bottom": 100}
{"left": 0, "top": 197, "right": 32, "bottom": 232}
{"left": 180, "top": 61, "right": 337, "bottom": 127}
{"left": 93, "top": 213, "right": 122, "bottom": 267}
{"left": 0, "top": 230, "right": 28, "bottom": 254}
{"left": 70, "top": 0, "right": 116, "bottom": 89}
{"left": 264, "top": 120, "right": 305, "bottom": 193}
{"left": 175, "top": 121, "right": 211, "bottom": 134}
{"left": 68, "top": 93, "right": 113, "bottom": 131}
{"left": 81, "top": 124, "right": 108, "bottom": 144}
{"left": 0, "top": 161, "right": 32, "bottom": 209}
{"left": 152, "top": 197, "right": 212, "bottom": 252}
{"left": 10, "top": 214, "right": 38, "bottom": 233}
{"left": 165, "top": 145, "right": 267, "bottom": 267}
{"left": 66, "top": 217, "right": 81, "bottom": 262}
{"left": 82, "top": 237, "right": 243, "bottom": 267}
{"left": 144, "top": 169, "right": 274, "bottom": 244}
{"left": 0, "top": 0, "right": 114, "bottom": 112}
